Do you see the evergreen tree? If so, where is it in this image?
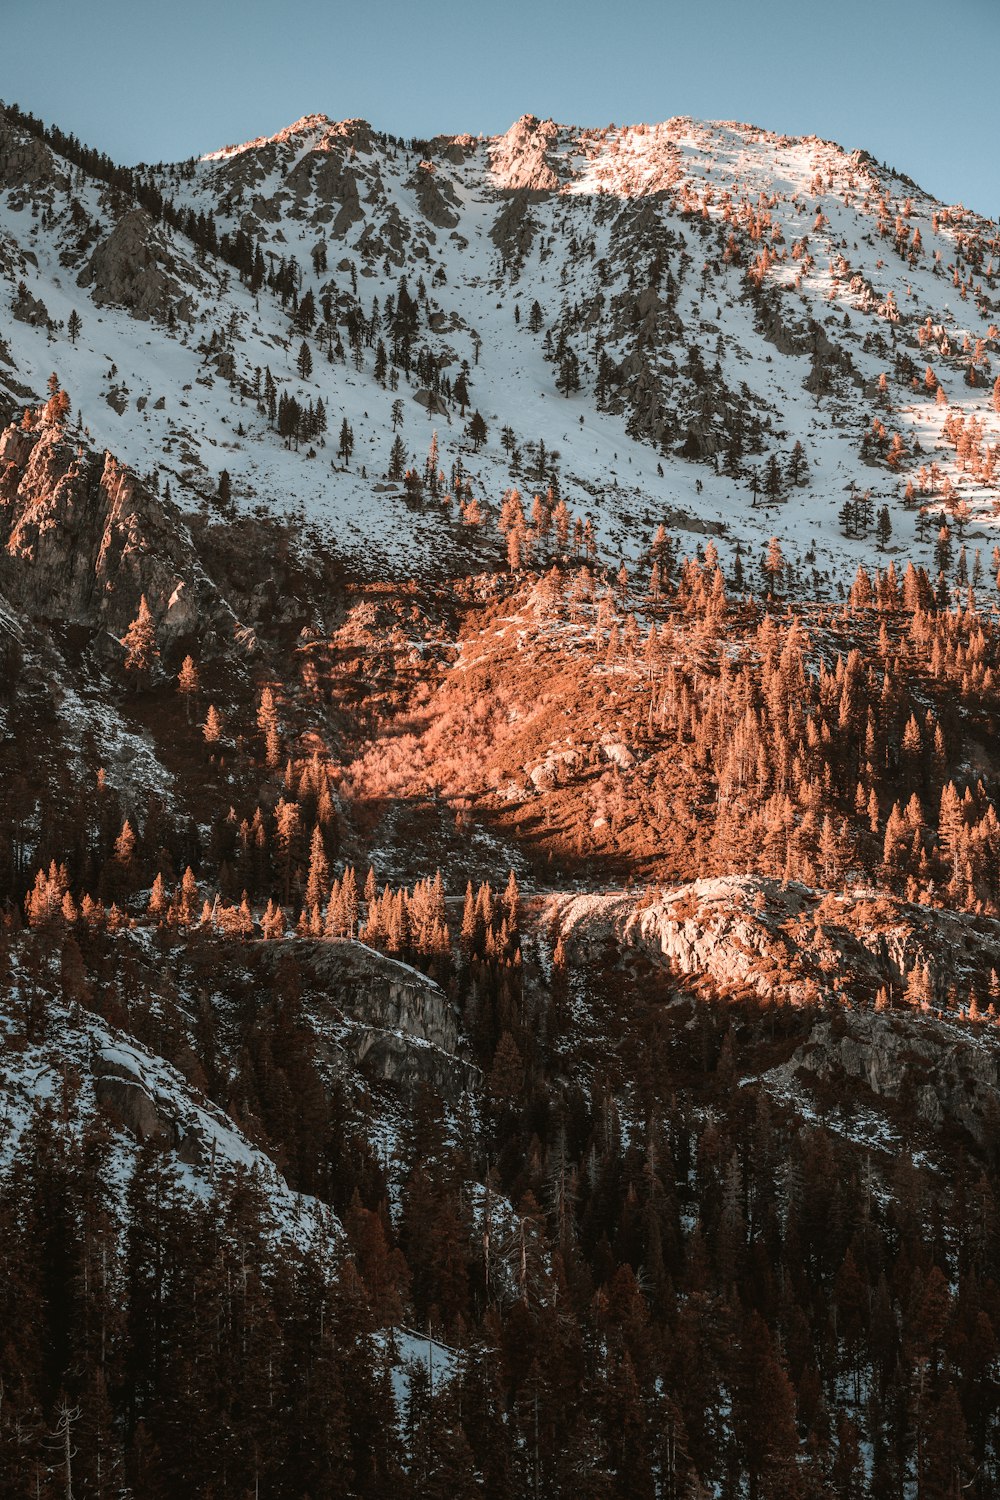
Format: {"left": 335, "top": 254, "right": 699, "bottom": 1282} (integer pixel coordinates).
{"left": 122, "top": 595, "right": 158, "bottom": 682}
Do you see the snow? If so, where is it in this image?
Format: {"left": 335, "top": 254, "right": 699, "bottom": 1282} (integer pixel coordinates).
{"left": 386, "top": 1327, "right": 460, "bottom": 1406}
{"left": 0, "top": 109, "right": 996, "bottom": 590}
{"left": 0, "top": 982, "right": 340, "bottom": 1257}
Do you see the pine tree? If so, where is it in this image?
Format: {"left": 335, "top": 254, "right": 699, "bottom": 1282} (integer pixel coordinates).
{"left": 876, "top": 505, "right": 892, "bottom": 551}
{"left": 304, "top": 824, "right": 330, "bottom": 911}
{"left": 762, "top": 537, "right": 785, "bottom": 594}
{"left": 763, "top": 453, "right": 783, "bottom": 503}
{"left": 342, "top": 866, "right": 359, "bottom": 939}
{"left": 296, "top": 340, "right": 313, "bottom": 380}
{"left": 388, "top": 434, "right": 407, "bottom": 480}
{"left": 935, "top": 524, "right": 953, "bottom": 575}
{"left": 67, "top": 309, "right": 82, "bottom": 345}
{"left": 122, "top": 596, "right": 158, "bottom": 682}
{"left": 177, "top": 655, "right": 199, "bottom": 721}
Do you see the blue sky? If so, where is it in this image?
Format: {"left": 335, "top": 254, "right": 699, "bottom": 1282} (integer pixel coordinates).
{"left": 2, "top": 0, "right": 996, "bottom": 216}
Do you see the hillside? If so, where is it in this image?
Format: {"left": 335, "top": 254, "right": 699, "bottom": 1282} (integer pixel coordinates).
{"left": 0, "top": 100, "right": 1000, "bottom": 1498}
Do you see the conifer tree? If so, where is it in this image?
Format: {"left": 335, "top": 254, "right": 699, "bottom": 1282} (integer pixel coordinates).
{"left": 177, "top": 655, "right": 199, "bottom": 721}
{"left": 122, "top": 596, "right": 159, "bottom": 681}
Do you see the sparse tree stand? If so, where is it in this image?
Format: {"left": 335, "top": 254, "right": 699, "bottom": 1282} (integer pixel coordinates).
{"left": 338, "top": 418, "right": 354, "bottom": 465}
{"left": 44, "top": 372, "right": 71, "bottom": 427}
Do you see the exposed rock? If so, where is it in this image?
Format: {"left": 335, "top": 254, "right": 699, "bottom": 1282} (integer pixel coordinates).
{"left": 262, "top": 938, "right": 477, "bottom": 1098}
{"left": 774, "top": 1010, "right": 1000, "bottom": 1152}
{"left": 490, "top": 115, "right": 561, "bottom": 194}
{"left": 78, "top": 208, "right": 197, "bottom": 321}
{"left": 0, "top": 420, "right": 243, "bottom": 655}
{"left": 490, "top": 192, "right": 542, "bottom": 265}
{"left": 0, "top": 111, "right": 67, "bottom": 191}
{"left": 600, "top": 738, "right": 635, "bottom": 770}
{"left": 11, "top": 286, "right": 49, "bottom": 326}
{"left": 408, "top": 162, "right": 461, "bottom": 229}
{"left": 413, "top": 387, "right": 449, "bottom": 415}
{"left": 550, "top": 877, "right": 1000, "bottom": 1011}
{"left": 429, "top": 133, "right": 477, "bottom": 166}
{"left": 296, "top": 151, "right": 364, "bottom": 236}
{"left": 95, "top": 1074, "right": 174, "bottom": 1146}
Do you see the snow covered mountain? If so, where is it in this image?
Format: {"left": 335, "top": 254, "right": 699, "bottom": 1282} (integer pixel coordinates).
{"left": 0, "top": 103, "right": 997, "bottom": 587}
{"left": 4, "top": 99, "right": 1000, "bottom": 1497}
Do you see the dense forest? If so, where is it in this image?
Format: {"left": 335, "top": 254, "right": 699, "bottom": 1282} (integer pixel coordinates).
{"left": 3, "top": 460, "right": 1000, "bottom": 1494}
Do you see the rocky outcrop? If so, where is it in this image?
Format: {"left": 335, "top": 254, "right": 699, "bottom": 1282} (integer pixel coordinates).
{"left": 774, "top": 1010, "right": 1000, "bottom": 1151}
{"left": 11, "top": 285, "right": 49, "bottom": 326}
{"left": 413, "top": 387, "right": 449, "bottom": 416}
{"left": 0, "top": 421, "right": 242, "bottom": 656}
{"left": 262, "top": 939, "right": 477, "bottom": 1097}
{"left": 0, "top": 111, "right": 67, "bottom": 191}
{"left": 95, "top": 1073, "right": 174, "bottom": 1147}
{"left": 549, "top": 877, "right": 1000, "bottom": 1011}
{"left": 78, "top": 209, "right": 197, "bottom": 321}
{"left": 408, "top": 162, "right": 461, "bottom": 229}
{"left": 490, "top": 193, "right": 542, "bottom": 266}
{"left": 288, "top": 149, "right": 365, "bottom": 236}
{"left": 93, "top": 1046, "right": 205, "bottom": 1162}
{"left": 489, "top": 115, "right": 561, "bottom": 194}
{"left": 429, "top": 134, "right": 478, "bottom": 167}
{"left": 207, "top": 117, "right": 376, "bottom": 240}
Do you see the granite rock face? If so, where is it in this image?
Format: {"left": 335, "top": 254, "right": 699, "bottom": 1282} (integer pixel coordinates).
{"left": 0, "top": 112, "right": 67, "bottom": 191}
{"left": 776, "top": 1010, "right": 1000, "bottom": 1150}
{"left": 489, "top": 115, "right": 561, "bottom": 194}
{"left": 262, "top": 939, "right": 477, "bottom": 1098}
{"left": 408, "top": 161, "right": 461, "bottom": 230}
{"left": 78, "top": 208, "right": 197, "bottom": 321}
{"left": 0, "top": 420, "right": 240, "bottom": 656}
{"left": 550, "top": 877, "right": 1000, "bottom": 1010}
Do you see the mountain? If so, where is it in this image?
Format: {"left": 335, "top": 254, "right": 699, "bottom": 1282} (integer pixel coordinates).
{"left": 0, "top": 104, "right": 997, "bottom": 582}
{"left": 1, "top": 99, "right": 1000, "bottom": 1497}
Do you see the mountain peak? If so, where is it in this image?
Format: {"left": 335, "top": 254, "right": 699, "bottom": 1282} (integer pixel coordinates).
{"left": 201, "top": 111, "right": 335, "bottom": 161}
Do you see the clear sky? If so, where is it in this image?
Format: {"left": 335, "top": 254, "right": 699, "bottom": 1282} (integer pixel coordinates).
{"left": 2, "top": 0, "right": 995, "bottom": 216}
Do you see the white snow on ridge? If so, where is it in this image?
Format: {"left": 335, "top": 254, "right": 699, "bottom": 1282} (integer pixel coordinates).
{"left": 0, "top": 109, "right": 996, "bottom": 589}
